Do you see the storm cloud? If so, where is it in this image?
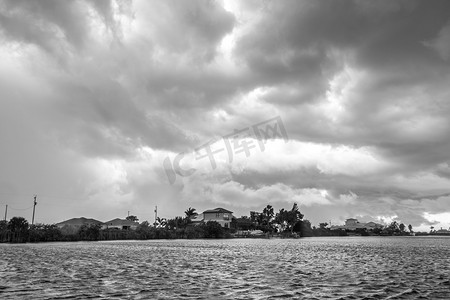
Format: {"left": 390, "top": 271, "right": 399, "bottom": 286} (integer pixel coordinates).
{"left": 1, "top": 0, "right": 450, "bottom": 230}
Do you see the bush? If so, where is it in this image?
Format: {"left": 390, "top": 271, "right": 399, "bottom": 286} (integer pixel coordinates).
{"left": 28, "top": 224, "right": 62, "bottom": 242}
{"left": 203, "top": 221, "right": 224, "bottom": 238}
{"left": 78, "top": 224, "right": 101, "bottom": 240}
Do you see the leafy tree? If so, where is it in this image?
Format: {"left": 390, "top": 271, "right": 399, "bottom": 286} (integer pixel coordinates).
{"left": 275, "top": 203, "right": 304, "bottom": 233}
{"left": 372, "top": 227, "right": 382, "bottom": 235}
{"left": 295, "top": 219, "right": 314, "bottom": 237}
{"left": 185, "top": 225, "right": 205, "bottom": 239}
{"left": 166, "top": 216, "right": 184, "bottom": 230}
{"left": 287, "top": 203, "right": 303, "bottom": 233}
{"left": 4, "top": 217, "right": 29, "bottom": 242}
{"left": 29, "top": 224, "right": 62, "bottom": 242}
{"left": 203, "top": 221, "right": 224, "bottom": 238}
{"left": 399, "top": 223, "right": 405, "bottom": 233}
{"left": 261, "top": 205, "right": 274, "bottom": 232}
{"left": 257, "top": 213, "right": 264, "bottom": 227}
{"left": 250, "top": 211, "right": 261, "bottom": 225}
{"left": 126, "top": 215, "right": 139, "bottom": 222}
{"left": 262, "top": 205, "right": 274, "bottom": 220}
{"left": 234, "top": 216, "right": 254, "bottom": 231}
{"left": 274, "top": 208, "right": 288, "bottom": 232}
{"left": 8, "top": 217, "right": 29, "bottom": 232}
{"left": 138, "top": 220, "right": 150, "bottom": 229}
{"left": 319, "top": 222, "right": 328, "bottom": 229}
{"left": 136, "top": 221, "right": 154, "bottom": 239}
{"left": 386, "top": 221, "right": 400, "bottom": 235}
{"left": 408, "top": 224, "right": 413, "bottom": 233}
{"left": 78, "top": 224, "right": 101, "bottom": 240}
{"left": 0, "top": 220, "right": 7, "bottom": 231}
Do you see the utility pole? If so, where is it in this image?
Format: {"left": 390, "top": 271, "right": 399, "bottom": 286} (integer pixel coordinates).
{"left": 128, "top": 211, "right": 130, "bottom": 217}
{"left": 32, "top": 195, "right": 37, "bottom": 225}
{"left": 4, "top": 205, "right": 7, "bottom": 221}
{"left": 154, "top": 205, "right": 157, "bottom": 227}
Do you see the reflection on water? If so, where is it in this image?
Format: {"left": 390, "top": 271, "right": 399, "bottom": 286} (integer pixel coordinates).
{"left": 1, "top": 237, "right": 450, "bottom": 299}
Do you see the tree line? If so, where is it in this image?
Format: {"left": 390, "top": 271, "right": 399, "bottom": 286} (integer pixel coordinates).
{"left": 0, "top": 203, "right": 435, "bottom": 243}
{"left": 0, "top": 207, "right": 232, "bottom": 243}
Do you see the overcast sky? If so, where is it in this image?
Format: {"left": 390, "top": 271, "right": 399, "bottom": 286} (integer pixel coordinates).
{"left": 1, "top": 0, "right": 450, "bottom": 231}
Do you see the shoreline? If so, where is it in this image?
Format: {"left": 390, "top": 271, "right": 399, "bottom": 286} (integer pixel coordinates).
{"left": 2, "top": 234, "right": 450, "bottom": 245}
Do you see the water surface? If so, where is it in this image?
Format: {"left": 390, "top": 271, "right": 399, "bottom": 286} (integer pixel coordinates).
{"left": 1, "top": 237, "right": 449, "bottom": 299}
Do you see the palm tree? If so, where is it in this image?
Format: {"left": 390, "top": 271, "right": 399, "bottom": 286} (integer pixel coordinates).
{"left": 288, "top": 203, "right": 303, "bottom": 233}
{"left": 156, "top": 217, "right": 167, "bottom": 228}
{"left": 184, "top": 207, "right": 198, "bottom": 219}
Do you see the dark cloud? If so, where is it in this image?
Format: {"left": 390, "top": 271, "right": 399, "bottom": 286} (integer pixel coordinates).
{"left": 228, "top": 0, "right": 450, "bottom": 187}
{"left": 1, "top": 0, "right": 450, "bottom": 230}
{"left": 0, "top": 0, "right": 119, "bottom": 53}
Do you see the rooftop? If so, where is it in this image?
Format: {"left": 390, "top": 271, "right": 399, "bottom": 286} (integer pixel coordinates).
{"left": 203, "top": 208, "right": 233, "bottom": 214}
{"left": 56, "top": 217, "right": 102, "bottom": 226}
{"left": 103, "top": 218, "right": 139, "bottom": 226}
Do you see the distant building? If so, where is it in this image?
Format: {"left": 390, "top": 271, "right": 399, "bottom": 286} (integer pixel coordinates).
{"left": 435, "top": 228, "right": 450, "bottom": 235}
{"left": 345, "top": 218, "right": 359, "bottom": 226}
{"left": 56, "top": 217, "right": 103, "bottom": 228}
{"left": 190, "top": 213, "right": 204, "bottom": 225}
{"left": 364, "top": 221, "right": 384, "bottom": 230}
{"left": 56, "top": 217, "right": 103, "bottom": 234}
{"left": 201, "top": 208, "right": 235, "bottom": 228}
{"left": 330, "top": 218, "right": 383, "bottom": 231}
{"left": 102, "top": 218, "right": 139, "bottom": 230}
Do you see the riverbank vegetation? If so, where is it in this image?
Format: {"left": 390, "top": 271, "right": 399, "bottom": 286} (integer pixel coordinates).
{"left": 0, "top": 203, "right": 444, "bottom": 243}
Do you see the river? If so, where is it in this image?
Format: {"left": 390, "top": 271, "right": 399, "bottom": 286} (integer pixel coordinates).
{"left": 1, "top": 236, "right": 449, "bottom": 299}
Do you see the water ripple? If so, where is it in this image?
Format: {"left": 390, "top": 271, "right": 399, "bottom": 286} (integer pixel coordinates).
{"left": 1, "top": 237, "right": 450, "bottom": 299}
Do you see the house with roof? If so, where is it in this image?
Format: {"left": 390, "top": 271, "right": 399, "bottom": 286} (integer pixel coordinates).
{"left": 199, "top": 208, "right": 235, "bottom": 228}
{"left": 102, "top": 218, "right": 139, "bottom": 230}
{"left": 435, "top": 227, "right": 450, "bottom": 235}
{"left": 330, "top": 218, "right": 383, "bottom": 231}
{"left": 56, "top": 217, "right": 103, "bottom": 234}
{"left": 190, "top": 213, "right": 204, "bottom": 225}
{"left": 364, "top": 221, "right": 384, "bottom": 230}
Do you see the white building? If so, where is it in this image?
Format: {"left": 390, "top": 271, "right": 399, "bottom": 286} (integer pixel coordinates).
{"left": 102, "top": 218, "right": 139, "bottom": 230}
{"left": 330, "top": 218, "right": 383, "bottom": 231}
{"left": 197, "top": 208, "right": 235, "bottom": 228}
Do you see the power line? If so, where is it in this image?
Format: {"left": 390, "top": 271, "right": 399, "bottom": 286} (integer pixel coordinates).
{"left": 1, "top": 194, "right": 86, "bottom": 203}
{"left": 8, "top": 205, "right": 34, "bottom": 211}
{"left": 1, "top": 193, "right": 89, "bottom": 210}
